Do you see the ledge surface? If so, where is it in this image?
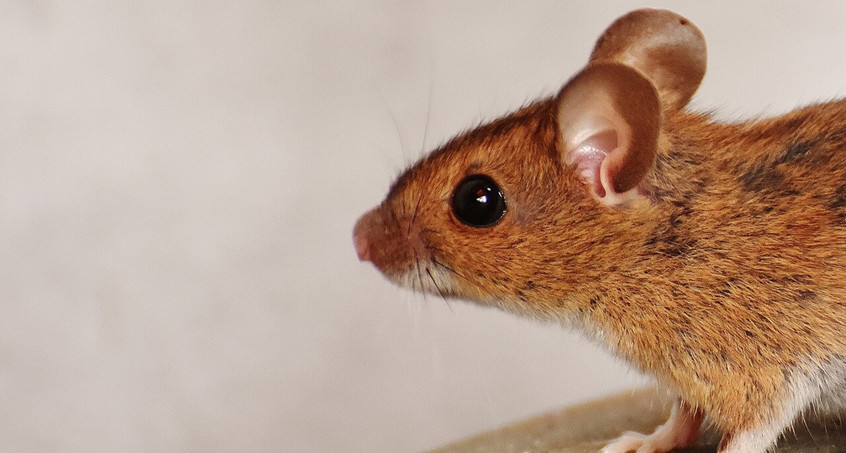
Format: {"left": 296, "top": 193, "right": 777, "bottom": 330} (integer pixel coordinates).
{"left": 431, "top": 388, "right": 845, "bottom": 453}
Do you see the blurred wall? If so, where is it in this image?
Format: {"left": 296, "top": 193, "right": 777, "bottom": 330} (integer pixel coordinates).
{"left": 0, "top": 1, "right": 843, "bottom": 452}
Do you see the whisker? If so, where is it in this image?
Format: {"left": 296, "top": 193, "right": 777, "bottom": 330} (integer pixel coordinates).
{"left": 431, "top": 257, "right": 467, "bottom": 280}
{"left": 426, "top": 267, "right": 453, "bottom": 312}
{"left": 419, "top": 228, "right": 443, "bottom": 237}
{"left": 420, "top": 70, "right": 435, "bottom": 155}
{"left": 388, "top": 203, "right": 401, "bottom": 227}
{"left": 415, "top": 256, "right": 426, "bottom": 299}
{"left": 408, "top": 194, "right": 423, "bottom": 235}
{"left": 401, "top": 194, "right": 411, "bottom": 220}
{"left": 378, "top": 89, "right": 411, "bottom": 167}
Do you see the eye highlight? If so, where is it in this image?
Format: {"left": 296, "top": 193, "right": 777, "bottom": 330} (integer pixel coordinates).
{"left": 451, "top": 175, "right": 506, "bottom": 227}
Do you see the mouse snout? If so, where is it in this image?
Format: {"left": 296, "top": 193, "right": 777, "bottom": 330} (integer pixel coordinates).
{"left": 353, "top": 204, "right": 422, "bottom": 274}
{"left": 353, "top": 208, "right": 379, "bottom": 262}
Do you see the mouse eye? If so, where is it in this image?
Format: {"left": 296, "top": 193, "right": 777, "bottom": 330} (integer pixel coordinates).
{"left": 451, "top": 175, "right": 506, "bottom": 227}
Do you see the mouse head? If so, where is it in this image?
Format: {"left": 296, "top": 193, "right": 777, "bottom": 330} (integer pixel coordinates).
{"left": 354, "top": 9, "right": 706, "bottom": 311}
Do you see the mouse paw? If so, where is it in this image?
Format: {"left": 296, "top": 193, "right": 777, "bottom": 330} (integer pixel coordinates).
{"left": 600, "top": 399, "right": 703, "bottom": 453}
{"left": 600, "top": 430, "right": 673, "bottom": 453}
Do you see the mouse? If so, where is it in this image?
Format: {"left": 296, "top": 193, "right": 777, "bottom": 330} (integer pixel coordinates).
{"left": 353, "top": 8, "right": 846, "bottom": 453}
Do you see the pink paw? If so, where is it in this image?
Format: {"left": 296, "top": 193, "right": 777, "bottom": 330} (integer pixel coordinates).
{"left": 601, "top": 399, "right": 703, "bottom": 453}
{"left": 601, "top": 430, "right": 679, "bottom": 453}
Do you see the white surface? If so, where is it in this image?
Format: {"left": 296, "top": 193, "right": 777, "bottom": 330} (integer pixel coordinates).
{"left": 0, "top": 1, "right": 843, "bottom": 452}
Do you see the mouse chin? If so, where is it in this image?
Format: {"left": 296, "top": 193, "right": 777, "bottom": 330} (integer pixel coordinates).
{"left": 385, "top": 261, "right": 463, "bottom": 299}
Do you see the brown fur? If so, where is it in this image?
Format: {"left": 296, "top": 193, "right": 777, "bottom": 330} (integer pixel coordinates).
{"left": 354, "top": 9, "right": 846, "bottom": 452}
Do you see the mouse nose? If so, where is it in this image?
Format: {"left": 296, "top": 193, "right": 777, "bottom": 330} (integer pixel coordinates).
{"left": 353, "top": 210, "right": 375, "bottom": 262}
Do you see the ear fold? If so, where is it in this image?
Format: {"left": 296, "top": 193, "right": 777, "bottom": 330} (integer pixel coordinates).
{"left": 589, "top": 9, "right": 706, "bottom": 112}
{"left": 557, "top": 63, "right": 660, "bottom": 206}
{"left": 557, "top": 9, "right": 704, "bottom": 206}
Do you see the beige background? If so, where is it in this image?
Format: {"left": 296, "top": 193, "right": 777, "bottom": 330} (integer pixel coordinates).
{"left": 1, "top": 1, "right": 843, "bottom": 452}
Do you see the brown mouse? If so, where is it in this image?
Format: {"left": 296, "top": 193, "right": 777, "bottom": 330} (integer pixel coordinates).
{"left": 353, "top": 9, "right": 846, "bottom": 453}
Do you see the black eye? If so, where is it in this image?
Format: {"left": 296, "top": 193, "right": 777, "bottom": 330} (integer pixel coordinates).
{"left": 451, "top": 175, "right": 506, "bottom": 227}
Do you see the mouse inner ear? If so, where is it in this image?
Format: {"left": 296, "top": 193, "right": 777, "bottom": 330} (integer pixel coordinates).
{"left": 589, "top": 8, "right": 706, "bottom": 112}
{"left": 557, "top": 63, "right": 660, "bottom": 206}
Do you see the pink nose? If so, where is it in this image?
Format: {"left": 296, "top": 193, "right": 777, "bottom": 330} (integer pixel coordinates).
{"left": 353, "top": 212, "right": 374, "bottom": 262}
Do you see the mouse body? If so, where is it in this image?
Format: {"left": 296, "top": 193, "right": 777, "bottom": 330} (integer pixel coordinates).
{"left": 354, "top": 9, "right": 846, "bottom": 453}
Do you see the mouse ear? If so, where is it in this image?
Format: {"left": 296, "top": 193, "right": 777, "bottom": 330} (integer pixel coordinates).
{"left": 557, "top": 63, "right": 660, "bottom": 206}
{"left": 589, "top": 9, "right": 706, "bottom": 111}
